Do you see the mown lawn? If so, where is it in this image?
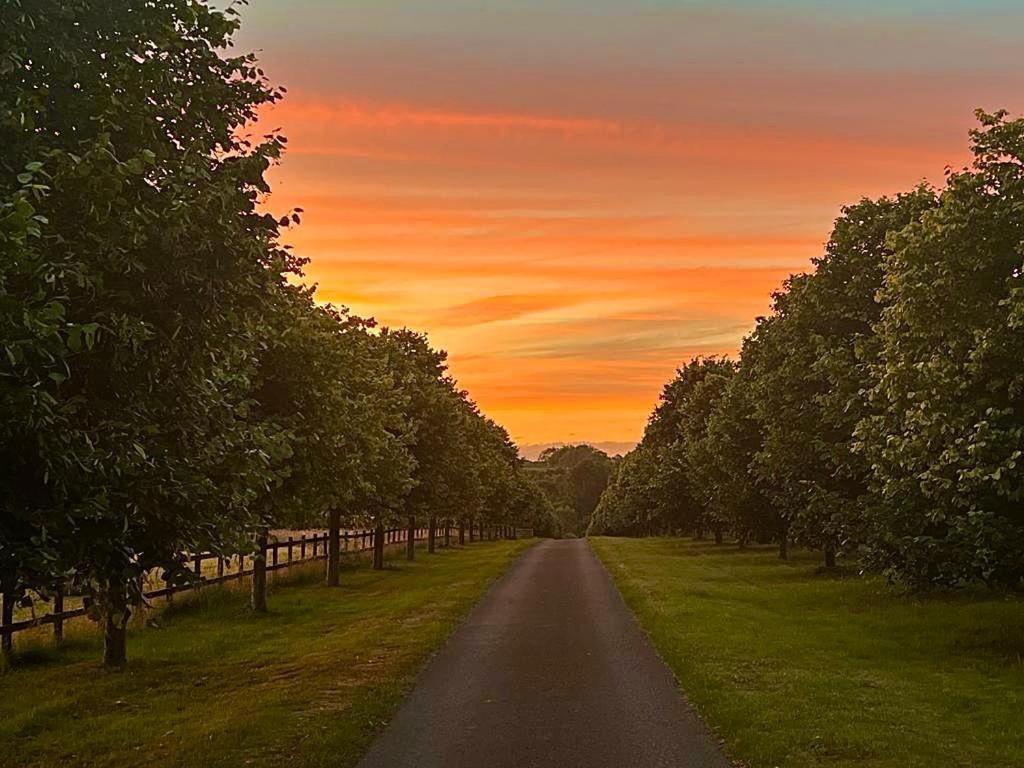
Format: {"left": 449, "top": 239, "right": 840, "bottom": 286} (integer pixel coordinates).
{"left": 590, "top": 537, "right": 1024, "bottom": 768}
{"left": 1, "top": 539, "right": 532, "bottom": 768}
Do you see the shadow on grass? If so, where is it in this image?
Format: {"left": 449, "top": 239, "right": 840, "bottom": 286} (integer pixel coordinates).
{"left": 1, "top": 635, "right": 96, "bottom": 671}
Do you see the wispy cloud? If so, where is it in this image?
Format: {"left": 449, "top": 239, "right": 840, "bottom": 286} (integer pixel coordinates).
{"left": 428, "top": 293, "right": 597, "bottom": 326}
{"left": 241, "top": 0, "right": 1024, "bottom": 443}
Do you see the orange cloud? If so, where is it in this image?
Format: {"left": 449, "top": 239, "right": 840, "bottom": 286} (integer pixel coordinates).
{"left": 254, "top": 94, "right": 1008, "bottom": 446}
{"left": 428, "top": 293, "right": 598, "bottom": 327}
{"left": 274, "top": 99, "right": 622, "bottom": 137}
{"left": 238, "top": 0, "right": 1024, "bottom": 445}
{"left": 265, "top": 96, "right": 960, "bottom": 176}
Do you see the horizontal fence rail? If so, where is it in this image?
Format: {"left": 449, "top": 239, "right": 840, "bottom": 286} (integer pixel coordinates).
{"left": 1, "top": 524, "right": 531, "bottom": 649}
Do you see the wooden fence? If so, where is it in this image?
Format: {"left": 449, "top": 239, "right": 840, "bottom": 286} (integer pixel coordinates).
{"left": 1, "top": 523, "right": 528, "bottom": 651}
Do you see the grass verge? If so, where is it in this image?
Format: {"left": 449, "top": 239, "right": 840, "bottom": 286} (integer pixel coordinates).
{"left": 590, "top": 536, "right": 1024, "bottom": 768}
{"left": 1, "top": 539, "right": 533, "bottom": 768}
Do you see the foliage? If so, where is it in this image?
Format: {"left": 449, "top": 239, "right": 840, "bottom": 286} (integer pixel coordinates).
{"left": 0, "top": 0, "right": 293, "bottom": 654}
{"left": 250, "top": 294, "right": 412, "bottom": 535}
{"left": 591, "top": 359, "right": 734, "bottom": 537}
{"left": 588, "top": 447, "right": 658, "bottom": 536}
{"left": 594, "top": 111, "right": 1024, "bottom": 588}
{"left": 703, "top": 372, "right": 781, "bottom": 547}
{"left": 744, "top": 191, "right": 937, "bottom": 563}
{"left": 858, "top": 110, "right": 1024, "bottom": 588}
{"left": 0, "top": 0, "right": 544, "bottom": 664}
{"left": 527, "top": 444, "right": 613, "bottom": 535}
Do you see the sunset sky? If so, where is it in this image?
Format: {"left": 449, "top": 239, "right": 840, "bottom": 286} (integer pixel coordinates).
{"left": 237, "top": 0, "right": 1023, "bottom": 446}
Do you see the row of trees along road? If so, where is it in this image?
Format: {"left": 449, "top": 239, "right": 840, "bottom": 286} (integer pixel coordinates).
{"left": 590, "top": 110, "right": 1024, "bottom": 591}
{"left": 0, "top": 0, "right": 548, "bottom": 666}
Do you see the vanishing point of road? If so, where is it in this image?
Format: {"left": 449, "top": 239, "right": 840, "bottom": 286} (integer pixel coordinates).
{"left": 357, "top": 539, "right": 731, "bottom": 768}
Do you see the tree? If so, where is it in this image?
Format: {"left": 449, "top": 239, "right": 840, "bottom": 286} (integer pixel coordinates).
{"left": 245, "top": 292, "right": 412, "bottom": 609}
{"left": 675, "top": 359, "right": 736, "bottom": 543}
{"left": 703, "top": 372, "right": 782, "bottom": 552}
{"left": 639, "top": 358, "right": 735, "bottom": 537}
{"left": 466, "top": 414, "right": 520, "bottom": 538}
{"left": 510, "top": 473, "right": 562, "bottom": 538}
{"left": 0, "top": 0, "right": 297, "bottom": 664}
{"left": 378, "top": 329, "right": 468, "bottom": 559}
{"left": 745, "top": 191, "right": 935, "bottom": 567}
{"left": 589, "top": 445, "right": 684, "bottom": 537}
{"left": 528, "top": 445, "right": 612, "bottom": 535}
{"left": 858, "top": 110, "right": 1024, "bottom": 588}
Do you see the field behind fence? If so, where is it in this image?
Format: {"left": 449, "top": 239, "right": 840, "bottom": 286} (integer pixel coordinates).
{"left": 1, "top": 524, "right": 531, "bottom": 653}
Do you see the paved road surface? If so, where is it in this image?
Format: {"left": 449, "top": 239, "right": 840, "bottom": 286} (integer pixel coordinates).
{"left": 357, "top": 539, "right": 731, "bottom": 768}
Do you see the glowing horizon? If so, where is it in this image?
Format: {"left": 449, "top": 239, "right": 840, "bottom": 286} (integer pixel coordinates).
{"left": 238, "top": 0, "right": 1023, "bottom": 445}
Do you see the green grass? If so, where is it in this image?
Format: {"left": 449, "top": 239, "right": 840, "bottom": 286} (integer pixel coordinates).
{"left": 590, "top": 537, "right": 1024, "bottom": 768}
{"left": 1, "top": 539, "right": 533, "bottom": 768}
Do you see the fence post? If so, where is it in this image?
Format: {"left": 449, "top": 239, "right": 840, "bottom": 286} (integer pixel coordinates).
{"left": 287, "top": 536, "right": 294, "bottom": 564}
{"left": 407, "top": 515, "right": 416, "bottom": 561}
{"left": 373, "top": 523, "right": 385, "bottom": 570}
{"left": 327, "top": 509, "right": 341, "bottom": 587}
{"left": 428, "top": 516, "right": 437, "bottom": 554}
{"left": 272, "top": 542, "right": 279, "bottom": 568}
{"left": 217, "top": 556, "right": 225, "bottom": 578}
{"left": 252, "top": 531, "right": 268, "bottom": 613}
{"left": 53, "top": 588, "right": 64, "bottom": 643}
{"left": 300, "top": 535, "right": 307, "bottom": 560}
{"left": 1, "top": 592, "right": 13, "bottom": 659}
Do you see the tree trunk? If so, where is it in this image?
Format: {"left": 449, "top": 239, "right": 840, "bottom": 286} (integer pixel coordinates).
{"left": 695, "top": 523, "right": 705, "bottom": 540}
{"left": 459, "top": 521, "right": 466, "bottom": 545}
{"left": 428, "top": 516, "right": 437, "bottom": 553}
{"left": 714, "top": 526, "right": 723, "bottom": 545}
{"left": 373, "top": 522, "right": 385, "bottom": 570}
{"left": 778, "top": 525, "right": 789, "bottom": 560}
{"left": 479, "top": 521, "right": 485, "bottom": 541}
{"left": 824, "top": 541, "right": 837, "bottom": 569}
{"left": 1, "top": 592, "right": 13, "bottom": 660}
{"left": 53, "top": 589, "right": 65, "bottom": 643}
{"left": 251, "top": 530, "right": 268, "bottom": 613}
{"left": 468, "top": 520, "right": 475, "bottom": 543}
{"left": 407, "top": 515, "right": 416, "bottom": 560}
{"left": 327, "top": 509, "right": 341, "bottom": 586}
{"left": 102, "top": 585, "right": 130, "bottom": 668}
{"left": 444, "top": 522, "right": 451, "bottom": 547}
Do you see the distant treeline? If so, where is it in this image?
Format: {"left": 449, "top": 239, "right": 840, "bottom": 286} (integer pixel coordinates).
{"left": 0, "top": 0, "right": 549, "bottom": 666}
{"left": 525, "top": 445, "right": 614, "bottom": 536}
{"left": 590, "top": 110, "right": 1024, "bottom": 591}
